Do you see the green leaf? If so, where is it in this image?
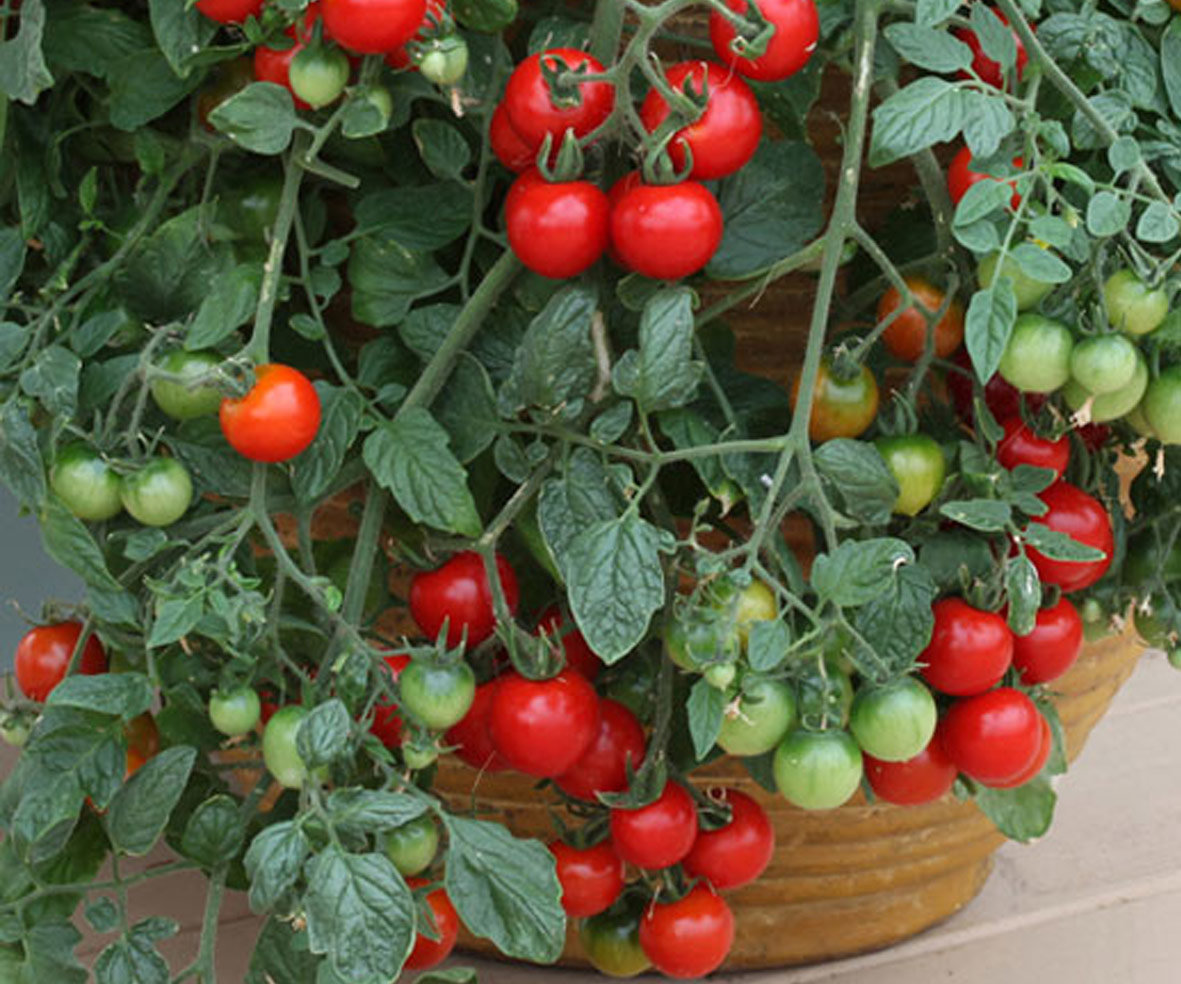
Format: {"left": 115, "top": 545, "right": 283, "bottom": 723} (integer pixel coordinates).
{"left": 852, "top": 562, "right": 938, "bottom": 675}
{"left": 353, "top": 185, "right": 474, "bottom": 252}
{"left": 869, "top": 77, "right": 965, "bottom": 167}
{"left": 453, "top": 0, "right": 518, "bottom": 32}
{"left": 1108, "top": 135, "right": 1141, "bottom": 174}
{"left": 960, "top": 90, "right": 1015, "bottom": 159}
{"left": 565, "top": 513, "right": 669, "bottom": 664}
{"left": 1009, "top": 243, "right": 1071, "bottom": 283}
{"left": 969, "top": 3, "right": 1016, "bottom": 72}
{"left": 170, "top": 419, "right": 254, "bottom": 499}
{"left": 537, "top": 449, "right": 620, "bottom": 578}
{"left": 914, "top": 0, "right": 959, "bottom": 26}
{"left": 180, "top": 795, "right": 245, "bottom": 868}
{"left": 210, "top": 82, "right": 297, "bottom": 154}
{"left": 46, "top": 673, "right": 152, "bottom": 719}
{"left": 815, "top": 439, "right": 899, "bottom": 525}
{"left": 1136, "top": 202, "right": 1179, "bottom": 244}
{"left": 1023, "top": 523, "right": 1107, "bottom": 562}
{"left": 0, "top": 0, "right": 53, "bottom": 104}
{"left": 0, "top": 398, "right": 46, "bottom": 507}
{"left": 296, "top": 699, "right": 351, "bottom": 769}
{"left": 41, "top": 0, "right": 152, "bottom": 81}
{"left": 612, "top": 288, "right": 702, "bottom": 412}
{"left": 589, "top": 402, "right": 633, "bottom": 444}
{"left": 148, "top": 0, "right": 213, "bottom": 78}
{"left": 20, "top": 345, "right": 80, "bottom": 419}
{"left": 883, "top": 23, "right": 972, "bottom": 72}
{"left": 812, "top": 538, "right": 915, "bottom": 607}
{"left": 1005, "top": 554, "right": 1040, "bottom": 637}
{"left": 1086, "top": 190, "right": 1132, "bottom": 238}
{"left": 292, "top": 385, "right": 366, "bottom": 503}
{"left": 500, "top": 285, "right": 598, "bottom": 414}
{"left": 0, "top": 227, "right": 27, "bottom": 302}
{"left": 398, "top": 303, "right": 460, "bottom": 361}
{"left": 107, "top": 746, "right": 196, "bottom": 856}
{"left": 40, "top": 500, "right": 121, "bottom": 592}
{"left": 747, "top": 619, "right": 791, "bottom": 672}
{"left": 939, "top": 499, "right": 1012, "bottom": 532}
{"left": 340, "top": 92, "right": 389, "bottom": 139}
{"left": 247, "top": 919, "right": 322, "bottom": 984}
{"left": 15, "top": 922, "right": 87, "bottom": 984}
{"left": 656, "top": 408, "right": 732, "bottom": 504}
{"left": 187, "top": 263, "right": 262, "bottom": 349}
{"left": 412, "top": 120, "right": 472, "bottom": 180}
{"left": 1164, "top": 19, "right": 1181, "bottom": 119}
{"left": 245, "top": 822, "right": 311, "bottom": 913}
{"left": 964, "top": 281, "right": 1018, "bottom": 383}
{"left": 363, "top": 408, "right": 482, "bottom": 537}
{"left": 108, "top": 49, "right": 199, "bottom": 130}
{"left": 416, "top": 970, "right": 478, "bottom": 984}
{"left": 94, "top": 918, "right": 177, "bottom": 984}
{"left": 974, "top": 777, "right": 1056, "bottom": 842}
{"left": 10, "top": 770, "right": 83, "bottom": 865}
{"left": 303, "top": 847, "right": 416, "bottom": 984}
{"left": 708, "top": 140, "right": 825, "bottom": 278}
{"left": 686, "top": 678, "right": 726, "bottom": 761}
{"left": 324, "top": 789, "right": 428, "bottom": 839}
{"left": 444, "top": 816, "right": 565, "bottom": 962}
{"left": 86, "top": 897, "right": 120, "bottom": 934}
{"left": 434, "top": 354, "right": 498, "bottom": 463}
{"left": 348, "top": 237, "right": 450, "bottom": 327}
{"left": 26, "top": 709, "right": 125, "bottom": 810}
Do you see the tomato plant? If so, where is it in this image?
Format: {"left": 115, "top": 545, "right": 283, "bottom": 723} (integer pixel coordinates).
{"left": 404, "top": 878, "right": 460, "bottom": 970}
{"left": 409, "top": 552, "right": 519, "bottom": 648}
{"left": 716, "top": 676, "right": 796, "bottom": 756}
{"left": 849, "top": 677, "right": 938, "bottom": 762}
{"left": 791, "top": 358, "right": 879, "bottom": 441}
{"left": 954, "top": 9, "right": 1027, "bottom": 90}
{"left": 874, "top": 433, "right": 945, "bottom": 516}
{"left": 502, "top": 49, "right": 614, "bottom": 150}
{"left": 289, "top": 45, "right": 351, "bottom": 110}
{"left": 262, "top": 705, "right": 313, "bottom": 789}
{"left": 15, "top": 622, "right": 107, "bottom": 702}
{"left": 209, "top": 687, "right": 262, "bottom": 737}
{"left": 876, "top": 276, "right": 964, "bottom": 361}
{"left": 772, "top": 729, "right": 863, "bottom": 810}
{"left": 505, "top": 171, "right": 609, "bottom": 279}
{"left": 1012, "top": 597, "right": 1083, "bottom": 685}
{"left": 489, "top": 670, "right": 601, "bottom": 777}
{"left": 50, "top": 444, "right": 123, "bottom": 522}
{"left": 947, "top": 147, "right": 1022, "bottom": 210}
{"left": 219, "top": 364, "right": 322, "bottom": 463}
{"left": 1026, "top": 482, "right": 1114, "bottom": 593}
{"left": 397, "top": 658, "right": 475, "bottom": 731}
{"left": 1103, "top": 269, "right": 1168, "bottom": 336}
{"left": 939, "top": 688, "right": 1044, "bottom": 787}
{"left": 536, "top": 606, "right": 602, "bottom": 680}
{"left": 550, "top": 840, "right": 625, "bottom": 918}
{"left": 608, "top": 177, "right": 724, "bottom": 280}
{"left": 384, "top": 814, "right": 439, "bottom": 876}
{"left": 150, "top": 350, "right": 224, "bottom": 420}
{"left": 709, "top": 0, "right": 819, "bottom": 81}
{"left": 995, "top": 417, "right": 1069, "bottom": 479}
{"left": 864, "top": 733, "right": 958, "bottom": 806}
{"left": 919, "top": 598, "right": 1013, "bottom": 696}
{"left": 580, "top": 896, "right": 651, "bottom": 978}
{"left": 120, "top": 457, "right": 193, "bottom": 527}
{"left": 639, "top": 884, "right": 735, "bottom": 979}
{"left": 608, "top": 780, "right": 698, "bottom": 870}
{"left": 322, "top": 0, "right": 427, "bottom": 54}
{"left": 998, "top": 315, "right": 1074, "bottom": 394}
{"left": 444, "top": 679, "right": 507, "bottom": 772}
{"left": 555, "top": 698, "right": 646, "bottom": 801}
{"left": 682, "top": 789, "right": 774, "bottom": 890}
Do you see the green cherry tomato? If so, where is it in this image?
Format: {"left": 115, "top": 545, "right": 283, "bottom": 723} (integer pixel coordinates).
{"left": 1069, "top": 334, "right": 1139, "bottom": 395}
{"left": 998, "top": 314, "right": 1073, "bottom": 393}
{"left": 0, "top": 715, "right": 30, "bottom": 748}
{"left": 579, "top": 895, "right": 651, "bottom": 979}
{"left": 733, "top": 580, "right": 778, "bottom": 646}
{"left": 1124, "top": 401, "right": 1157, "bottom": 438}
{"left": 51, "top": 444, "right": 123, "bottom": 521}
{"left": 402, "top": 742, "right": 439, "bottom": 771}
{"left": 384, "top": 814, "right": 439, "bottom": 876}
{"left": 218, "top": 172, "right": 282, "bottom": 244}
{"left": 978, "top": 250, "right": 1053, "bottom": 310}
{"left": 263, "top": 705, "right": 312, "bottom": 789}
{"left": 120, "top": 457, "right": 194, "bottom": 527}
{"left": 1063, "top": 349, "right": 1148, "bottom": 422}
{"left": 773, "top": 728, "right": 864, "bottom": 810}
{"left": 417, "top": 36, "right": 469, "bottom": 86}
{"left": 209, "top": 687, "right": 262, "bottom": 737}
{"left": 704, "top": 663, "right": 737, "bottom": 690}
{"left": 796, "top": 658, "right": 854, "bottom": 729}
{"left": 1143, "top": 367, "right": 1181, "bottom": 444}
{"left": 874, "top": 434, "right": 946, "bottom": 516}
{"left": 717, "top": 677, "right": 797, "bottom": 757}
{"left": 398, "top": 660, "right": 476, "bottom": 731}
{"left": 849, "top": 677, "right": 938, "bottom": 762}
{"left": 1104, "top": 269, "right": 1169, "bottom": 336}
{"left": 150, "top": 349, "right": 223, "bottom": 420}
{"left": 289, "top": 45, "right": 350, "bottom": 110}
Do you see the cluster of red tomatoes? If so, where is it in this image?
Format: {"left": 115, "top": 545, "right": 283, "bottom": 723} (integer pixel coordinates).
{"left": 494, "top": 0, "right": 819, "bottom": 282}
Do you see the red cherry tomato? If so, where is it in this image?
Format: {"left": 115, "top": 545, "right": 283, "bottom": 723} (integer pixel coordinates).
{"left": 536, "top": 606, "right": 602, "bottom": 681}
{"left": 252, "top": 4, "right": 320, "bottom": 111}
{"left": 554, "top": 699, "right": 646, "bottom": 802}
{"left": 990, "top": 715, "right": 1052, "bottom": 788}
{"left": 876, "top": 275, "right": 964, "bottom": 362}
{"left": 505, "top": 170, "right": 609, "bottom": 279}
{"left": 15, "top": 622, "right": 108, "bottom": 702}
{"left": 638, "top": 60, "right": 762, "bottom": 180}
{"left": 404, "top": 878, "right": 460, "bottom": 970}
{"left": 947, "top": 349, "right": 1045, "bottom": 424}
{"left": 370, "top": 653, "right": 410, "bottom": 750}
{"left": 488, "top": 670, "right": 601, "bottom": 777}
{"left": 639, "top": 884, "right": 734, "bottom": 979}
{"left": 1011, "top": 597, "right": 1083, "bottom": 685}
{"left": 609, "top": 176, "right": 723, "bottom": 280}
{"left": 445, "top": 680, "right": 508, "bottom": 772}
{"left": 709, "top": 0, "right": 818, "bottom": 82}
{"left": 409, "top": 551, "right": 520, "bottom": 649}
{"left": 996, "top": 416, "right": 1070, "bottom": 480}
{"left": 502, "top": 49, "right": 614, "bottom": 151}
{"left": 919, "top": 598, "right": 1013, "bottom": 697}
{"left": 681, "top": 789, "right": 774, "bottom": 891}
{"left": 195, "top": 0, "right": 263, "bottom": 24}
{"left": 321, "top": 0, "right": 427, "bottom": 54}
{"left": 1026, "top": 481, "right": 1114, "bottom": 593}
{"left": 383, "top": 0, "right": 445, "bottom": 69}
{"left": 947, "top": 146, "right": 1023, "bottom": 210}
{"left": 219, "top": 364, "right": 321, "bottom": 463}
{"left": 490, "top": 103, "right": 536, "bottom": 173}
{"left": 955, "top": 10, "right": 1028, "bottom": 90}
{"left": 608, "top": 781, "right": 698, "bottom": 870}
{"left": 864, "top": 732, "right": 958, "bottom": 806}
{"left": 939, "top": 687, "right": 1043, "bottom": 787}
{"left": 549, "top": 840, "right": 625, "bottom": 918}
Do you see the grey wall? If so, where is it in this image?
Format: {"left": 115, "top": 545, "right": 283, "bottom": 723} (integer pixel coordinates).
{"left": 0, "top": 489, "right": 83, "bottom": 672}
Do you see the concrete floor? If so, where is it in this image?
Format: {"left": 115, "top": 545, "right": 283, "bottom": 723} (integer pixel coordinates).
{"left": 2, "top": 647, "right": 1165, "bottom": 982}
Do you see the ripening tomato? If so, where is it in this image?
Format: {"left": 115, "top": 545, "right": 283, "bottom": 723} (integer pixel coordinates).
{"left": 639, "top": 884, "right": 734, "bottom": 979}
{"left": 939, "top": 687, "right": 1043, "bottom": 787}
{"left": 709, "top": 0, "right": 818, "bottom": 82}
{"left": 791, "top": 358, "right": 879, "bottom": 442}
{"left": 505, "top": 170, "right": 609, "bottom": 279}
{"left": 996, "top": 416, "right": 1069, "bottom": 479}
{"left": 536, "top": 606, "right": 603, "bottom": 681}
{"left": 398, "top": 659, "right": 476, "bottom": 732}
{"left": 639, "top": 61, "right": 762, "bottom": 180}
{"left": 919, "top": 598, "right": 1013, "bottom": 697}
{"left": 580, "top": 895, "right": 651, "bottom": 979}
{"left": 946, "top": 146, "right": 1023, "bottom": 210}
{"left": 682, "top": 789, "right": 774, "bottom": 891}
{"left": 1026, "top": 482, "right": 1113, "bottom": 593}
{"left": 15, "top": 622, "right": 108, "bottom": 702}
{"left": 322, "top": 0, "right": 427, "bottom": 54}
{"left": 608, "top": 176, "right": 723, "bottom": 280}
{"left": 445, "top": 680, "right": 507, "bottom": 772}
{"left": 409, "top": 551, "right": 520, "bottom": 648}
{"left": 252, "top": 4, "right": 322, "bottom": 110}
{"left": 876, "top": 276, "right": 964, "bottom": 362}
{"left": 219, "top": 364, "right": 321, "bottom": 462}
{"left": 124, "top": 712, "right": 160, "bottom": 777}
{"left": 1012, "top": 597, "right": 1083, "bottom": 685}
{"left": 990, "top": 714, "right": 1052, "bottom": 788}
{"left": 555, "top": 699, "right": 646, "bottom": 802}
{"left": 384, "top": 0, "right": 446, "bottom": 69}
{"left": 502, "top": 49, "right": 614, "bottom": 151}
{"left": 874, "top": 434, "right": 946, "bottom": 517}
{"left": 490, "top": 103, "right": 536, "bottom": 172}
{"left": 955, "top": 9, "right": 1028, "bottom": 90}
{"left": 405, "top": 878, "right": 460, "bottom": 970}
{"left": 609, "top": 781, "right": 698, "bottom": 870}
{"left": 196, "top": 0, "right": 263, "bottom": 24}
{"left": 489, "top": 670, "right": 601, "bottom": 777}
{"left": 864, "top": 732, "right": 958, "bottom": 806}
{"left": 550, "top": 840, "right": 625, "bottom": 918}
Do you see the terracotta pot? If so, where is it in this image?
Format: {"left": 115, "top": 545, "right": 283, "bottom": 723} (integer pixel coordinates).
{"left": 432, "top": 626, "right": 1143, "bottom": 970}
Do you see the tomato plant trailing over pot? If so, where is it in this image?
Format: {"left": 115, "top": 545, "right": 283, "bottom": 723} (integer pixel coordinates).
{"left": 0, "top": 0, "right": 1178, "bottom": 978}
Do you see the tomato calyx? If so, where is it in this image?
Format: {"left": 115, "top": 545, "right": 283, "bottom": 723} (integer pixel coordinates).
{"left": 539, "top": 53, "right": 600, "bottom": 110}
{"left": 717, "top": 2, "right": 775, "bottom": 61}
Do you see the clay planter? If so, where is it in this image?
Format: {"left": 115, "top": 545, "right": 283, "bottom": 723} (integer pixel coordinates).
{"left": 433, "top": 627, "right": 1143, "bottom": 970}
